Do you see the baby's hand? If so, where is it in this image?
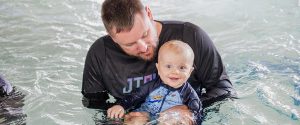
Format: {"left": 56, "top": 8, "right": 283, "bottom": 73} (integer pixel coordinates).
{"left": 107, "top": 105, "right": 125, "bottom": 119}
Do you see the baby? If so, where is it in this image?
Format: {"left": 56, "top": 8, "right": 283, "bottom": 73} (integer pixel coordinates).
{"left": 107, "top": 40, "right": 202, "bottom": 125}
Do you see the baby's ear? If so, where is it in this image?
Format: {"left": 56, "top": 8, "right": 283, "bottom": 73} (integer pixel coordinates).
{"left": 189, "top": 67, "right": 194, "bottom": 74}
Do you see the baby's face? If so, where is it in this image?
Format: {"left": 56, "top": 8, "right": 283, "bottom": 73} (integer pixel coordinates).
{"left": 156, "top": 49, "right": 194, "bottom": 88}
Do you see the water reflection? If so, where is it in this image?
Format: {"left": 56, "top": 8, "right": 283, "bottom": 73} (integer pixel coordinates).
{"left": 92, "top": 110, "right": 125, "bottom": 125}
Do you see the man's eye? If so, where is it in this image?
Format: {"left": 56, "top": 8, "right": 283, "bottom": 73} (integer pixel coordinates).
{"left": 125, "top": 43, "right": 135, "bottom": 47}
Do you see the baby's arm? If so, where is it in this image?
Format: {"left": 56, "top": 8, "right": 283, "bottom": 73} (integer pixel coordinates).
{"left": 107, "top": 105, "right": 125, "bottom": 119}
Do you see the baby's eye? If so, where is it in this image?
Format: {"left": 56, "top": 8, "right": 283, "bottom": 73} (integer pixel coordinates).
{"left": 166, "top": 65, "right": 172, "bottom": 69}
{"left": 179, "top": 66, "right": 187, "bottom": 70}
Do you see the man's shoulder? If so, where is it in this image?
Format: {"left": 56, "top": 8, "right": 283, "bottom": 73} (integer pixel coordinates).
{"left": 87, "top": 35, "right": 118, "bottom": 56}
{"left": 90, "top": 35, "right": 111, "bottom": 49}
{"left": 160, "top": 21, "right": 199, "bottom": 29}
{"left": 160, "top": 20, "right": 185, "bottom": 25}
{"left": 160, "top": 21, "right": 203, "bottom": 38}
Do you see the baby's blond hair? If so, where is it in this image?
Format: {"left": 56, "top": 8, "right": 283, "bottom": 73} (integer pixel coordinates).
{"left": 158, "top": 40, "right": 194, "bottom": 64}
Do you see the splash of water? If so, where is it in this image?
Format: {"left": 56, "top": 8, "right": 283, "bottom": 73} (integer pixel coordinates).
{"left": 146, "top": 111, "right": 195, "bottom": 125}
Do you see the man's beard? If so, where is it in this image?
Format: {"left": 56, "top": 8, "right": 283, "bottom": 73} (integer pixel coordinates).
{"left": 136, "top": 45, "right": 157, "bottom": 61}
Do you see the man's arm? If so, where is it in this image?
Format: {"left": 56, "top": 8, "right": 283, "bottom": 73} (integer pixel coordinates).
{"left": 82, "top": 40, "right": 111, "bottom": 109}
{"left": 183, "top": 22, "right": 237, "bottom": 108}
{"left": 81, "top": 92, "right": 114, "bottom": 109}
{"left": 200, "top": 80, "right": 238, "bottom": 108}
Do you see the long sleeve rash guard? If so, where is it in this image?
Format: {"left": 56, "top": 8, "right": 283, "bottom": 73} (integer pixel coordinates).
{"left": 81, "top": 21, "right": 237, "bottom": 109}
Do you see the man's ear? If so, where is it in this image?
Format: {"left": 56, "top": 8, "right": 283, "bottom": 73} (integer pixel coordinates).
{"left": 110, "top": 36, "right": 118, "bottom": 44}
{"left": 145, "top": 6, "right": 153, "bottom": 20}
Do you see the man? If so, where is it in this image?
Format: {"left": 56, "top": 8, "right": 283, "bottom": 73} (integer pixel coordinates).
{"left": 82, "top": 0, "right": 237, "bottom": 109}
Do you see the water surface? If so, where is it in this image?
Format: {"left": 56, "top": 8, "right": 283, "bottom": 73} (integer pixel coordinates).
{"left": 0, "top": 0, "right": 300, "bottom": 124}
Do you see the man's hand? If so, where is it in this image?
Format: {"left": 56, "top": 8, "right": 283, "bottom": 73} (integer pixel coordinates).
{"left": 107, "top": 105, "right": 125, "bottom": 119}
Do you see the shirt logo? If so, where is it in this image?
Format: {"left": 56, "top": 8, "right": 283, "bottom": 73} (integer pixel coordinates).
{"left": 123, "top": 73, "right": 157, "bottom": 93}
{"left": 149, "top": 95, "right": 163, "bottom": 103}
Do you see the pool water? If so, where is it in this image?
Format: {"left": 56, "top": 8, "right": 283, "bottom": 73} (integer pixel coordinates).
{"left": 0, "top": 0, "right": 299, "bottom": 124}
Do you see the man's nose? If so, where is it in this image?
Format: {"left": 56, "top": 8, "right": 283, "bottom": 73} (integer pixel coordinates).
{"left": 136, "top": 40, "right": 148, "bottom": 52}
